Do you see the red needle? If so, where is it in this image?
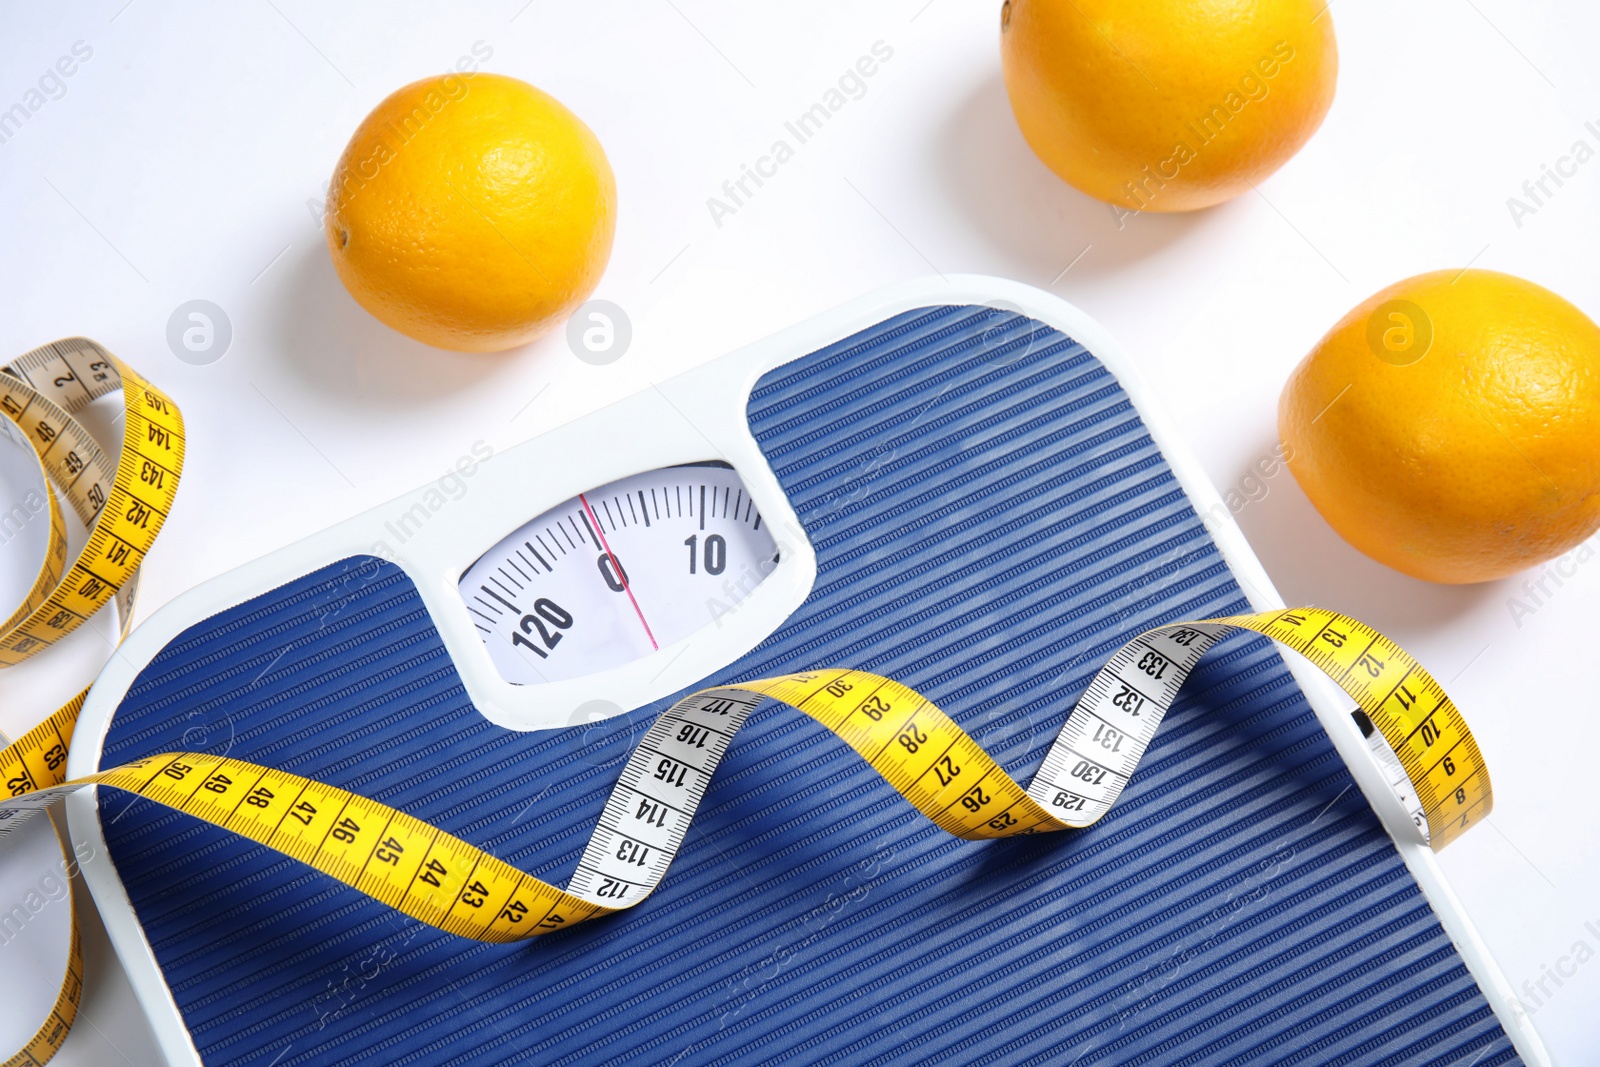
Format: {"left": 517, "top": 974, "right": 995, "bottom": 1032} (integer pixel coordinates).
{"left": 580, "top": 493, "right": 659, "bottom": 651}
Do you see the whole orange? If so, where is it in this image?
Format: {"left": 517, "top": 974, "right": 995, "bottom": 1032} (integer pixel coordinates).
{"left": 999, "top": 0, "right": 1337, "bottom": 212}
{"left": 325, "top": 73, "right": 616, "bottom": 352}
{"left": 1280, "top": 270, "right": 1600, "bottom": 583}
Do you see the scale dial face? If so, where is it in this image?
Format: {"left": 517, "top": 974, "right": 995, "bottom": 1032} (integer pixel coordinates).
{"left": 459, "top": 463, "right": 779, "bottom": 685}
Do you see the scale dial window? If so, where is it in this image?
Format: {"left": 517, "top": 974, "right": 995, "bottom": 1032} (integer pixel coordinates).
{"left": 459, "top": 463, "right": 779, "bottom": 685}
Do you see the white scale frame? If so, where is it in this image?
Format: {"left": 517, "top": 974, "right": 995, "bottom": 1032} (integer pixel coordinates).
{"left": 57, "top": 277, "right": 1551, "bottom": 1067}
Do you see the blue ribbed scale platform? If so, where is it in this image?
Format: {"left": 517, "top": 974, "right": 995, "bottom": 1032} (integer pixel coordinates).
{"left": 98, "top": 306, "right": 1518, "bottom": 1066}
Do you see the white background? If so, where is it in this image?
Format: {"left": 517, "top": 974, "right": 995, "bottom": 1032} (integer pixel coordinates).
{"left": 0, "top": 1, "right": 1597, "bottom": 1063}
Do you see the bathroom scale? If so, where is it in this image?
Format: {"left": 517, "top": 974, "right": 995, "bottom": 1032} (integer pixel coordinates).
{"left": 62, "top": 277, "right": 1546, "bottom": 1066}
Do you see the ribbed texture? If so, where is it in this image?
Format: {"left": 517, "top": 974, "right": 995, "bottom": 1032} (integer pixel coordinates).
{"left": 99, "top": 306, "right": 1516, "bottom": 1066}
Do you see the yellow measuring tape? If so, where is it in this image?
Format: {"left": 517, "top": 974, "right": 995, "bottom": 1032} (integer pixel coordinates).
{"left": 0, "top": 339, "right": 1491, "bottom": 1064}
{"left": 0, "top": 338, "right": 183, "bottom": 1067}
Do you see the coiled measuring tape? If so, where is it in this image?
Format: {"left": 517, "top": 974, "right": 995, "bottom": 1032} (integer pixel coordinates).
{"left": 0, "top": 338, "right": 184, "bottom": 1067}
{"left": 0, "top": 340, "right": 1491, "bottom": 1064}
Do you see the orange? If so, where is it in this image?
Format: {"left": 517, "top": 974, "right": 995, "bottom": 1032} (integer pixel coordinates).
{"left": 325, "top": 73, "right": 616, "bottom": 352}
{"left": 999, "top": 0, "right": 1338, "bottom": 212}
{"left": 1280, "top": 270, "right": 1600, "bottom": 584}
